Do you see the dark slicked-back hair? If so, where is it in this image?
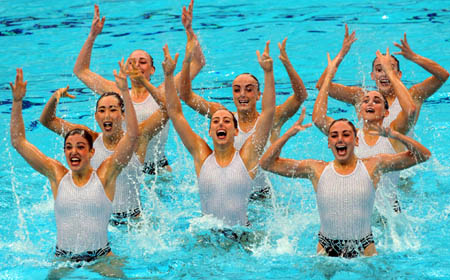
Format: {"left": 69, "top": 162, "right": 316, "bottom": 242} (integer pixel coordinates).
{"left": 209, "top": 109, "right": 238, "bottom": 129}
{"left": 234, "top": 73, "right": 260, "bottom": 91}
{"left": 329, "top": 118, "right": 357, "bottom": 137}
{"left": 372, "top": 54, "right": 400, "bottom": 72}
{"left": 96, "top": 92, "right": 124, "bottom": 113}
{"left": 64, "top": 128, "right": 94, "bottom": 149}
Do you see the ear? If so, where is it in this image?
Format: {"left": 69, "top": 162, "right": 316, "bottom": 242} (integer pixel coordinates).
{"left": 370, "top": 71, "right": 375, "bottom": 81}
{"left": 234, "top": 127, "right": 239, "bottom": 137}
{"left": 355, "top": 135, "right": 359, "bottom": 147}
{"left": 397, "top": 70, "right": 402, "bottom": 79}
{"left": 89, "top": 148, "right": 95, "bottom": 159}
{"left": 384, "top": 108, "right": 390, "bottom": 118}
{"left": 256, "top": 90, "right": 261, "bottom": 101}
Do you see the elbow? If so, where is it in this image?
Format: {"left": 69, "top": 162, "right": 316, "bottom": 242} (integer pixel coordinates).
{"left": 406, "top": 103, "right": 418, "bottom": 122}
{"left": 421, "top": 149, "right": 432, "bottom": 163}
{"left": 259, "top": 157, "right": 270, "bottom": 171}
{"left": 442, "top": 70, "right": 450, "bottom": 83}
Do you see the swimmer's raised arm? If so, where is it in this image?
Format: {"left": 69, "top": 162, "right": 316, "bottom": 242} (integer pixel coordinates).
{"left": 315, "top": 24, "right": 363, "bottom": 106}
{"left": 73, "top": 4, "right": 119, "bottom": 95}
{"left": 365, "top": 126, "right": 431, "bottom": 187}
{"left": 376, "top": 48, "right": 417, "bottom": 135}
{"left": 10, "top": 69, "right": 66, "bottom": 193}
{"left": 260, "top": 109, "right": 322, "bottom": 186}
{"left": 98, "top": 61, "right": 139, "bottom": 199}
{"left": 39, "top": 86, "right": 96, "bottom": 138}
{"left": 164, "top": 45, "right": 211, "bottom": 175}
{"left": 179, "top": 32, "right": 225, "bottom": 118}
{"left": 270, "top": 37, "right": 308, "bottom": 141}
{"left": 178, "top": 0, "right": 206, "bottom": 81}
{"left": 312, "top": 53, "right": 339, "bottom": 136}
{"left": 394, "top": 33, "right": 449, "bottom": 103}
{"left": 240, "top": 41, "right": 276, "bottom": 175}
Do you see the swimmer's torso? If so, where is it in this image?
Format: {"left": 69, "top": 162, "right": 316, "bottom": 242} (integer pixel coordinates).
{"left": 198, "top": 151, "right": 253, "bottom": 226}
{"left": 316, "top": 160, "right": 375, "bottom": 240}
{"left": 54, "top": 171, "right": 112, "bottom": 254}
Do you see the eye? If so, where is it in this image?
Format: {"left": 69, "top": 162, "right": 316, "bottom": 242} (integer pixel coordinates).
{"left": 233, "top": 87, "right": 240, "bottom": 93}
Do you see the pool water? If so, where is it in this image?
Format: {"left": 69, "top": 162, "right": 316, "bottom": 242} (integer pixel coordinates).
{"left": 1, "top": 0, "right": 449, "bottom": 279}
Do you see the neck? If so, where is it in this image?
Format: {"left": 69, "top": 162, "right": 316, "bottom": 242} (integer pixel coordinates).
{"left": 213, "top": 144, "right": 236, "bottom": 167}
{"left": 130, "top": 84, "right": 149, "bottom": 100}
{"left": 71, "top": 166, "right": 94, "bottom": 186}
{"left": 333, "top": 154, "right": 358, "bottom": 173}
{"left": 102, "top": 130, "right": 123, "bottom": 149}
{"left": 237, "top": 108, "right": 259, "bottom": 127}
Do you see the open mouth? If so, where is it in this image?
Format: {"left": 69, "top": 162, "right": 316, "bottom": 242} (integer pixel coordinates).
{"left": 238, "top": 99, "right": 249, "bottom": 105}
{"left": 70, "top": 156, "right": 81, "bottom": 166}
{"left": 216, "top": 129, "right": 227, "bottom": 139}
{"left": 335, "top": 144, "right": 347, "bottom": 156}
{"left": 103, "top": 121, "right": 113, "bottom": 131}
{"left": 365, "top": 107, "right": 375, "bottom": 113}
{"left": 379, "top": 78, "right": 390, "bottom": 86}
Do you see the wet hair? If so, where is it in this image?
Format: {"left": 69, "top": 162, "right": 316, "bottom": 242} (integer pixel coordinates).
{"left": 364, "top": 91, "right": 389, "bottom": 110}
{"left": 329, "top": 118, "right": 357, "bottom": 137}
{"left": 130, "top": 49, "right": 155, "bottom": 69}
{"left": 235, "top": 73, "right": 260, "bottom": 91}
{"left": 96, "top": 92, "right": 125, "bottom": 113}
{"left": 64, "top": 128, "right": 94, "bottom": 149}
{"left": 209, "top": 109, "right": 238, "bottom": 129}
{"left": 372, "top": 54, "right": 400, "bottom": 72}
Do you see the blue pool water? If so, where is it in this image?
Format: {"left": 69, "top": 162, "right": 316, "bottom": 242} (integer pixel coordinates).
{"left": 1, "top": 0, "right": 449, "bottom": 279}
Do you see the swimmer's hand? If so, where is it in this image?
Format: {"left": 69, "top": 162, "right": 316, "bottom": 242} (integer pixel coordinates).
{"left": 89, "top": 4, "right": 105, "bottom": 38}
{"left": 257, "top": 40, "right": 273, "bottom": 72}
{"left": 10, "top": 68, "right": 27, "bottom": 102}
{"left": 286, "top": 108, "right": 312, "bottom": 137}
{"left": 126, "top": 58, "right": 147, "bottom": 85}
{"left": 162, "top": 45, "right": 179, "bottom": 76}
{"left": 278, "top": 38, "right": 291, "bottom": 65}
{"left": 393, "top": 33, "right": 416, "bottom": 61}
{"left": 182, "top": 0, "right": 194, "bottom": 35}
{"left": 376, "top": 48, "right": 399, "bottom": 77}
{"left": 367, "top": 123, "right": 394, "bottom": 138}
{"left": 53, "top": 86, "right": 74, "bottom": 102}
{"left": 113, "top": 58, "right": 129, "bottom": 92}
{"left": 339, "top": 24, "right": 357, "bottom": 58}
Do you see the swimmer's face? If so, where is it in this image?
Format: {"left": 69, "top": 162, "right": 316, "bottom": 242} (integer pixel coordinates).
{"left": 128, "top": 50, "right": 155, "bottom": 81}
{"left": 95, "top": 95, "right": 124, "bottom": 136}
{"left": 328, "top": 121, "right": 358, "bottom": 163}
{"left": 64, "top": 134, "right": 95, "bottom": 172}
{"left": 359, "top": 91, "right": 389, "bottom": 121}
{"left": 371, "top": 56, "right": 402, "bottom": 94}
{"left": 209, "top": 110, "right": 238, "bottom": 145}
{"left": 232, "top": 74, "right": 260, "bottom": 114}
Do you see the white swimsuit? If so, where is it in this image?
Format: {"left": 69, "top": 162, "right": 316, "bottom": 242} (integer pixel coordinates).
{"left": 316, "top": 160, "right": 375, "bottom": 240}
{"left": 355, "top": 130, "right": 401, "bottom": 213}
{"left": 54, "top": 171, "right": 112, "bottom": 254}
{"left": 90, "top": 134, "right": 143, "bottom": 214}
{"left": 198, "top": 151, "right": 253, "bottom": 226}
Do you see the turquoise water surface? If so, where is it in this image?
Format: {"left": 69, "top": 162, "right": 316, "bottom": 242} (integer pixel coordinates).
{"left": 1, "top": 0, "right": 449, "bottom": 279}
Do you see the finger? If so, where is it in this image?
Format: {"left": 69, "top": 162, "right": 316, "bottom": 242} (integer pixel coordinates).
{"left": 327, "top": 52, "right": 331, "bottom": 64}
{"left": 278, "top": 42, "right": 282, "bottom": 51}
{"left": 298, "top": 107, "right": 307, "bottom": 124}
{"left": 174, "top": 53, "right": 179, "bottom": 66}
{"left": 264, "top": 40, "right": 270, "bottom": 55}
{"left": 9, "top": 82, "right": 14, "bottom": 90}
{"left": 303, "top": 123, "right": 313, "bottom": 128}
{"left": 256, "top": 50, "right": 261, "bottom": 61}
{"left": 163, "top": 44, "right": 170, "bottom": 58}
{"left": 189, "top": 0, "right": 194, "bottom": 13}
{"left": 385, "top": 47, "right": 390, "bottom": 57}
{"left": 94, "top": 4, "right": 99, "bottom": 18}
{"left": 344, "top": 23, "right": 349, "bottom": 37}
{"left": 282, "top": 37, "right": 287, "bottom": 49}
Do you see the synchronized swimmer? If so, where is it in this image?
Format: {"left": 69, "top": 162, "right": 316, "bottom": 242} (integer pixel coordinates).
{"left": 8, "top": 2, "right": 447, "bottom": 277}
